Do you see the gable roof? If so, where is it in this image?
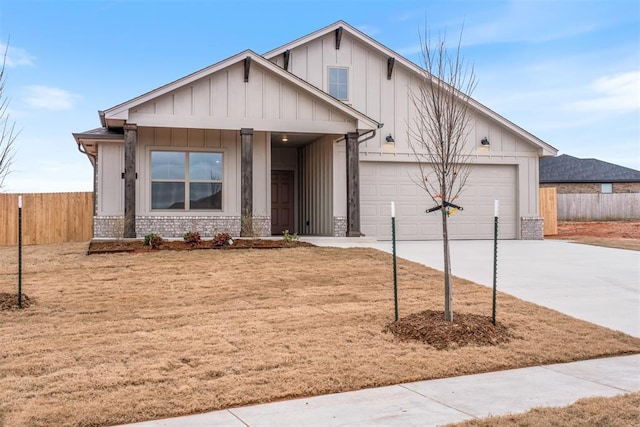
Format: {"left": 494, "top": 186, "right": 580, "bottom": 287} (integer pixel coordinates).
{"left": 540, "top": 154, "right": 640, "bottom": 183}
{"left": 101, "top": 49, "right": 380, "bottom": 132}
{"left": 264, "top": 20, "right": 557, "bottom": 157}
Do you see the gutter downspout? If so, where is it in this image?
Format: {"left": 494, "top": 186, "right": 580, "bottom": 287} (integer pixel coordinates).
{"left": 335, "top": 123, "right": 384, "bottom": 145}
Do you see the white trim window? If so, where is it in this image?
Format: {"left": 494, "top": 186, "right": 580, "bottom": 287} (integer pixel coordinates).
{"left": 601, "top": 183, "right": 613, "bottom": 194}
{"left": 151, "top": 151, "right": 223, "bottom": 210}
{"left": 328, "top": 66, "right": 349, "bottom": 100}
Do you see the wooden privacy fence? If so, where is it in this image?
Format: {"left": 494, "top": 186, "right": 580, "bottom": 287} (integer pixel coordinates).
{"left": 539, "top": 187, "right": 558, "bottom": 236}
{"left": 0, "top": 192, "right": 93, "bottom": 245}
{"left": 557, "top": 193, "right": 640, "bottom": 221}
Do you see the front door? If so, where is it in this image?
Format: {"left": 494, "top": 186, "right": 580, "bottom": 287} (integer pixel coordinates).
{"left": 271, "top": 170, "right": 294, "bottom": 235}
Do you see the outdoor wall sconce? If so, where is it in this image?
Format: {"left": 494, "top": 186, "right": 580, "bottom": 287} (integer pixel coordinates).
{"left": 281, "top": 135, "right": 288, "bottom": 143}
{"left": 385, "top": 134, "right": 395, "bottom": 143}
{"left": 481, "top": 137, "right": 490, "bottom": 146}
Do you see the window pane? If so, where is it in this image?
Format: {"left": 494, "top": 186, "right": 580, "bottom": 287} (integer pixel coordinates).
{"left": 601, "top": 183, "right": 613, "bottom": 194}
{"left": 152, "top": 182, "right": 185, "bottom": 209}
{"left": 337, "top": 84, "right": 348, "bottom": 100}
{"left": 190, "top": 183, "right": 222, "bottom": 209}
{"left": 329, "top": 67, "right": 338, "bottom": 84}
{"left": 151, "top": 152, "right": 185, "bottom": 180}
{"left": 190, "top": 152, "right": 222, "bottom": 181}
{"left": 328, "top": 67, "right": 348, "bottom": 100}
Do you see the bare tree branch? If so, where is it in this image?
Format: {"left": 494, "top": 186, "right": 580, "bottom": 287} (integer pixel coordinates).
{"left": 0, "top": 40, "right": 18, "bottom": 191}
{"left": 408, "top": 24, "right": 477, "bottom": 321}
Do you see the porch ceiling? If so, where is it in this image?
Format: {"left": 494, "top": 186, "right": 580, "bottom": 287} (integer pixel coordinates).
{"left": 271, "top": 132, "right": 327, "bottom": 147}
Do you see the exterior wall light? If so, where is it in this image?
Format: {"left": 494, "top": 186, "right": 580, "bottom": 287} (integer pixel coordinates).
{"left": 481, "top": 137, "right": 490, "bottom": 146}
{"left": 385, "top": 134, "right": 395, "bottom": 143}
{"left": 282, "top": 135, "right": 288, "bottom": 143}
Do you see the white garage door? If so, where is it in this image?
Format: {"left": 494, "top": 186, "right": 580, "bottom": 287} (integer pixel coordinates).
{"left": 360, "top": 162, "right": 517, "bottom": 240}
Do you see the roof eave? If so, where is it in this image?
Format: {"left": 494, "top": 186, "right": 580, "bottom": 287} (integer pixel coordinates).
{"left": 101, "top": 49, "right": 380, "bottom": 131}
{"left": 265, "top": 21, "right": 556, "bottom": 156}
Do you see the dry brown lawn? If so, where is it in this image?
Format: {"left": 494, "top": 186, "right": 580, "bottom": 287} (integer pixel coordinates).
{"left": 550, "top": 221, "right": 640, "bottom": 251}
{"left": 449, "top": 392, "right": 640, "bottom": 426}
{"left": 1, "top": 243, "right": 639, "bottom": 426}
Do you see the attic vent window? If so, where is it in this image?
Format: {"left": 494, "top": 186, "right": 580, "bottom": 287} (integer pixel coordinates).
{"left": 328, "top": 67, "right": 348, "bottom": 101}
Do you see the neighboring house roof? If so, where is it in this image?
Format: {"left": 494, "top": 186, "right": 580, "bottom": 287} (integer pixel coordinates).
{"left": 101, "top": 49, "right": 381, "bottom": 132}
{"left": 264, "top": 20, "right": 557, "bottom": 157}
{"left": 540, "top": 154, "right": 640, "bottom": 183}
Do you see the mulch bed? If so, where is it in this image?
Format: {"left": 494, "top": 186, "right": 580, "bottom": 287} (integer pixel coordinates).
{"left": 0, "top": 292, "right": 34, "bottom": 311}
{"left": 87, "top": 238, "right": 315, "bottom": 255}
{"left": 386, "top": 310, "right": 512, "bottom": 350}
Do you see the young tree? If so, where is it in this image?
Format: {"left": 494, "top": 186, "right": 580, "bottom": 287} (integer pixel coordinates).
{"left": 0, "top": 42, "right": 17, "bottom": 191}
{"left": 408, "top": 28, "right": 476, "bottom": 322}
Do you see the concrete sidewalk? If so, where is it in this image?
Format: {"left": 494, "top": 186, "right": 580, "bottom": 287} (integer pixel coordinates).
{"left": 121, "top": 239, "right": 639, "bottom": 426}
{"left": 123, "top": 355, "right": 640, "bottom": 426}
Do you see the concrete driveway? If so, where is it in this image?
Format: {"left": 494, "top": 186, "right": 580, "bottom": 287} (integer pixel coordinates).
{"left": 304, "top": 238, "right": 640, "bottom": 337}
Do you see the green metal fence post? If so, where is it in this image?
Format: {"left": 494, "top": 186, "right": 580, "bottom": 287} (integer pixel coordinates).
{"left": 391, "top": 202, "right": 398, "bottom": 322}
{"left": 18, "top": 194, "right": 23, "bottom": 309}
{"left": 492, "top": 200, "right": 498, "bottom": 325}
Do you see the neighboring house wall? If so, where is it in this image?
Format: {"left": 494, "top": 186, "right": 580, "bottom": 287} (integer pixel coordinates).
{"left": 540, "top": 182, "right": 640, "bottom": 221}
{"left": 540, "top": 182, "right": 640, "bottom": 194}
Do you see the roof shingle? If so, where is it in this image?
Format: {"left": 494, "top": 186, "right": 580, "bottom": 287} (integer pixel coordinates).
{"left": 540, "top": 154, "right": 640, "bottom": 183}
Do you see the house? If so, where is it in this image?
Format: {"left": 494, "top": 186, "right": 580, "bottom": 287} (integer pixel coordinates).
{"left": 540, "top": 154, "right": 640, "bottom": 194}
{"left": 540, "top": 154, "right": 640, "bottom": 221}
{"left": 73, "top": 21, "right": 557, "bottom": 241}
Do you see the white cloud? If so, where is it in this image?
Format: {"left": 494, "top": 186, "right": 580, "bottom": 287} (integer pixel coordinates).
{"left": 23, "top": 86, "right": 80, "bottom": 110}
{"left": 0, "top": 43, "right": 35, "bottom": 67}
{"left": 570, "top": 71, "right": 640, "bottom": 113}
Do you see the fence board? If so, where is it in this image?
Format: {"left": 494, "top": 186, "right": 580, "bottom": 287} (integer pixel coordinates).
{"left": 557, "top": 193, "right": 640, "bottom": 221}
{"left": 539, "top": 187, "right": 558, "bottom": 235}
{"left": 0, "top": 192, "right": 93, "bottom": 245}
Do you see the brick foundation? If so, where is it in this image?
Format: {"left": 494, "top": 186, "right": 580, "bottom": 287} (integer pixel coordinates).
{"left": 333, "top": 216, "right": 347, "bottom": 237}
{"left": 520, "top": 217, "right": 544, "bottom": 240}
{"left": 94, "top": 215, "right": 243, "bottom": 239}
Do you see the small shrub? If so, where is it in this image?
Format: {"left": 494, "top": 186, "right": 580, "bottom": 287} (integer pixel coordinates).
{"left": 143, "top": 233, "right": 159, "bottom": 246}
{"left": 213, "top": 232, "right": 232, "bottom": 247}
{"left": 282, "top": 230, "right": 299, "bottom": 242}
{"left": 149, "top": 235, "right": 164, "bottom": 249}
{"left": 183, "top": 231, "right": 201, "bottom": 245}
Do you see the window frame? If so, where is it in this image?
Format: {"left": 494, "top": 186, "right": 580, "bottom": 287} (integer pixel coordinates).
{"left": 601, "top": 183, "right": 613, "bottom": 194}
{"left": 150, "top": 150, "right": 224, "bottom": 211}
{"left": 327, "top": 66, "right": 350, "bottom": 101}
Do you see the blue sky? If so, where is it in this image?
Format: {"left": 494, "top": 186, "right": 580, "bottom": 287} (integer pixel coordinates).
{"left": 0, "top": 0, "right": 638, "bottom": 193}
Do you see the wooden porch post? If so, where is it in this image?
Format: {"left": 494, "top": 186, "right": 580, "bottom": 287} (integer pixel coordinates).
{"left": 123, "top": 123, "right": 137, "bottom": 238}
{"left": 346, "top": 132, "right": 361, "bottom": 237}
{"left": 240, "top": 128, "right": 253, "bottom": 236}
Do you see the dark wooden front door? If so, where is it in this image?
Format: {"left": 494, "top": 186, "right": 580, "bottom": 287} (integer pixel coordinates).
{"left": 271, "top": 170, "right": 294, "bottom": 235}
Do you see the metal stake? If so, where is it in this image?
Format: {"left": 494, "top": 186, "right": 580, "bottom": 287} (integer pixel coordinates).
{"left": 492, "top": 200, "right": 499, "bottom": 325}
{"left": 18, "top": 194, "right": 23, "bottom": 309}
{"left": 391, "top": 202, "right": 398, "bottom": 321}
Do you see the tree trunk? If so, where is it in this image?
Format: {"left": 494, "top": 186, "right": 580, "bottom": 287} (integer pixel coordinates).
{"left": 442, "top": 210, "right": 453, "bottom": 321}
